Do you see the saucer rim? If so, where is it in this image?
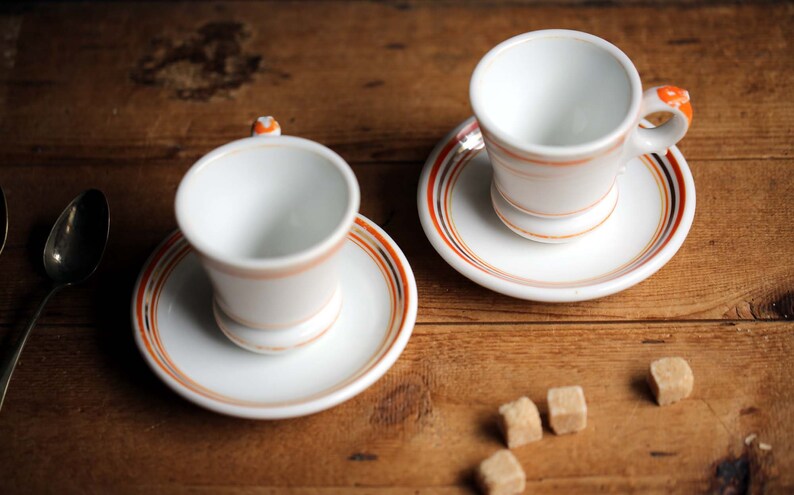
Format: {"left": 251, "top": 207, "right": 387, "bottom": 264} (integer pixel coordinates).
{"left": 131, "top": 214, "right": 418, "bottom": 419}
{"left": 417, "top": 116, "right": 696, "bottom": 302}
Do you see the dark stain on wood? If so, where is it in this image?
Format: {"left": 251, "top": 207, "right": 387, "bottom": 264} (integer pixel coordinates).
{"left": 712, "top": 454, "right": 750, "bottom": 495}
{"left": 724, "top": 288, "right": 794, "bottom": 320}
{"left": 581, "top": 0, "right": 616, "bottom": 7}
{"left": 371, "top": 382, "right": 432, "bottom": 426}
{"left": 348, "top": 452, "right": 378, "bottom": 461}
{"left": 642, "top": 339, "right": 666, "bottom": 344}
{"left": 130, "top": 22, "right": 261, "bottom": 101}
{"left": 385, "top": 42, "right": 406, "bottom": 50}
{"left": 710, "top": 447, "right": 774, "bottom": 495}
{"left": 650, "top": 451, "right": 677, "bottom": 457}
{"left": 668, "top": 38, "right": 701, "bottom": 45}
{"left": 363, "top": 1, "right": 412, "bottom": 11}
{"left": 363, "top": 80, "right": 385, "bottom": 89}
{"left": 768, "top": 291, "right": 793, "bottom": 319}
{"left": 740, "top": 406, "right": 759, "bottom": 416}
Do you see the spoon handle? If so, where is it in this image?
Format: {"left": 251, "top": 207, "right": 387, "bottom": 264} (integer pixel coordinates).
{"left": 0, "top": 285, "right": 60, "bottom": 411}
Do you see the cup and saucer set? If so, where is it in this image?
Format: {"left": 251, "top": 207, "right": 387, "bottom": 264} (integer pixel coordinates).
{"left": 132, "top": 30, "right": 695, "bottom": 419}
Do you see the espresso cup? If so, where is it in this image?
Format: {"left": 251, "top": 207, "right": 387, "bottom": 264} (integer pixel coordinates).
{"left": 470, "top": 30, "right": 692, "bottom": 243}
{"left": 175, "top": 117, "right": 360, "bottom": 354}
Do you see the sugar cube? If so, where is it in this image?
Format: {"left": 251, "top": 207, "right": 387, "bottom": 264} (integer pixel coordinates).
{"left": 498, "top": 396, "right": 542, "bottom": 448}
{"left": 476, "top": 449, "right": 526, "bottom": 495}
{"left": 548, "top": 386, "right": 587, "bottom": 435}
{"left": 648, "top": 357, "right": 693, "bottom": 406}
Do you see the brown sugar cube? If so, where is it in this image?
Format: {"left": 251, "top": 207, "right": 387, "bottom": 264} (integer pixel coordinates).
{"left": 648, "top": 357, "right": 694, "bottom": 406}
{"left": 476, "top": 449, "right": 526, "bottom": 495}
{"left": 548, "top": 386, "right": 587, "bottom": 435}
{"left": 498, "top": 396, "right": 542, "bottom": 448}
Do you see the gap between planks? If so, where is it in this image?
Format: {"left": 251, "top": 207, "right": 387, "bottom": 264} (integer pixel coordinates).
{"left": 0, "top": 155, "right": 789, "bottom": 170}
{"left": 0, "top": 318, "right": 788, "bottom": 331}
{"left": 415, "top": 319, "right": 788, "bottom": 327}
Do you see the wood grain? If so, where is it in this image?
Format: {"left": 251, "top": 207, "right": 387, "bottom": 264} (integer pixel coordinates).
{"left": 0, "top": 322, "right": 791, "bottom": 493}
{"left": 0, "top": 2, "right": 791, "bottom": 166}
{"left": 0, "top": 158, "right": 792, "bottom": 326}
{"left": 0, "top": 1, "right": 792, "bottom": 494}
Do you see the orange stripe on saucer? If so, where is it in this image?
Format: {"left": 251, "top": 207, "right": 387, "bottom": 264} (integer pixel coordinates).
{"left": 425, "top": 120, "right": 479, "bottom": 261}
{"left": 425, "top": 121, "right": 682, "bottom": 288}
{"left": 134, "top": 217, "right": 412, "bottom": 409}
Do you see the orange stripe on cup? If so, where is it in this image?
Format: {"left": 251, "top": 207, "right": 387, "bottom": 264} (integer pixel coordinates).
{"left": 491, "top": 189, "right": 620, "bottom": 241}
{"left": 214, "top": 285, "right": 340, "bottom": 331}
{"left": 483, "top": 129, "right": 625, "bottom": 167}
{"left": 493, "top": 179, "right": 617, "bottom": 218}
{"left": 199, "top": 236, "right": 347, "bottom": 280}
{"left": 213, "top": 300, "right": 341, "bottom": 353}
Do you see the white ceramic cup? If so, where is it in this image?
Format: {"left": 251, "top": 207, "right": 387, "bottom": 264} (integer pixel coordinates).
{"left": 470, "top": 30, "right": 693, "bottom": 243}
{"left": 175, "top": 117, "right": 360, "bottom": 354}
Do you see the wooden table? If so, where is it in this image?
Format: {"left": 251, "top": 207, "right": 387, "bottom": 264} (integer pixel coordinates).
{"left": 0, "top": 2, "right": 791, "bottom": 493}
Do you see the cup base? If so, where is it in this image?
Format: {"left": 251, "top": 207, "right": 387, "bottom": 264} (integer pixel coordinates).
{"left": 212, "top": 286, "right": 343, "bottom": 355}
{"left": 491, "top": 182, "right": 619, "bottom": 243}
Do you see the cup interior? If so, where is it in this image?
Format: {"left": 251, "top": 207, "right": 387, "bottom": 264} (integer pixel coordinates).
{"left": 474, "top": 35, "right": 634, "bottom": 147}
{"left": 178, "top": 140, "right": 355, "bottom": 261}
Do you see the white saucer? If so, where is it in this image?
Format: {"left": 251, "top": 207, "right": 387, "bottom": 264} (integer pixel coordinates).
{"left": 131, "top": 215, "right": 417, "bottom": 419}
{"left": 417, "top": 117, "right": 696, "bottom": 302}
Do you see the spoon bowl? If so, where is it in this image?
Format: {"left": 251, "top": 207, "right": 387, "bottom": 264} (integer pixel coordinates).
{"left": 0, "top": 189, "right": 109, "bottom": 410}
{"left": 44, "top": 189, "right": 110, "bottom": 285}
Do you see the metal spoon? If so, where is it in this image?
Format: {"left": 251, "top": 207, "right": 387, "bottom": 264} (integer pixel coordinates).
{"left": 0, "top": 186, "right": 7, "bottom": 256}
{"left": 0, "top": 189, "right": 109, "bottom": 410}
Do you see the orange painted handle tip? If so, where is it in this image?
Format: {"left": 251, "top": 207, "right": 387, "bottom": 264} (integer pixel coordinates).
{"left": 252, "top": 116, "right": 282, "bottom": 137}
{"left": 657, "top": 86, "right": 693, "bottom": 124}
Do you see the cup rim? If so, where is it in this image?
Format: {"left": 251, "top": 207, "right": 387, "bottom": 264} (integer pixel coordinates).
{"left": 469, "top": 29, "right": 643, "bottom": 158}
{"left": 175, "top": 135, "right": 360, "bottom": 271}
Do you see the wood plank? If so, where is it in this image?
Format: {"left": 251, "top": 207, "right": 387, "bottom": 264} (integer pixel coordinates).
{"left": 0, "top": 2, "right": 791, "bottom": 167}
{"left": 0, "top": 1, "right": 791, "bottom": 493}
{"left": 52, "top": 481, "right": 711, "bottom": 495}
{"left": 0, "top": 321, "right": 790, "bottom": 493}
{"left": 1, "top": 158, "right": 792, "bottom": 326}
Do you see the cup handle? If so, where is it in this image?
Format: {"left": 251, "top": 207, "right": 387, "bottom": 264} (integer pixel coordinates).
{"left": 624, "top": 86, "right": 692, "bottom": 163}
{"left": 251, "top": 116, "right": 282, "bottom": 137}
